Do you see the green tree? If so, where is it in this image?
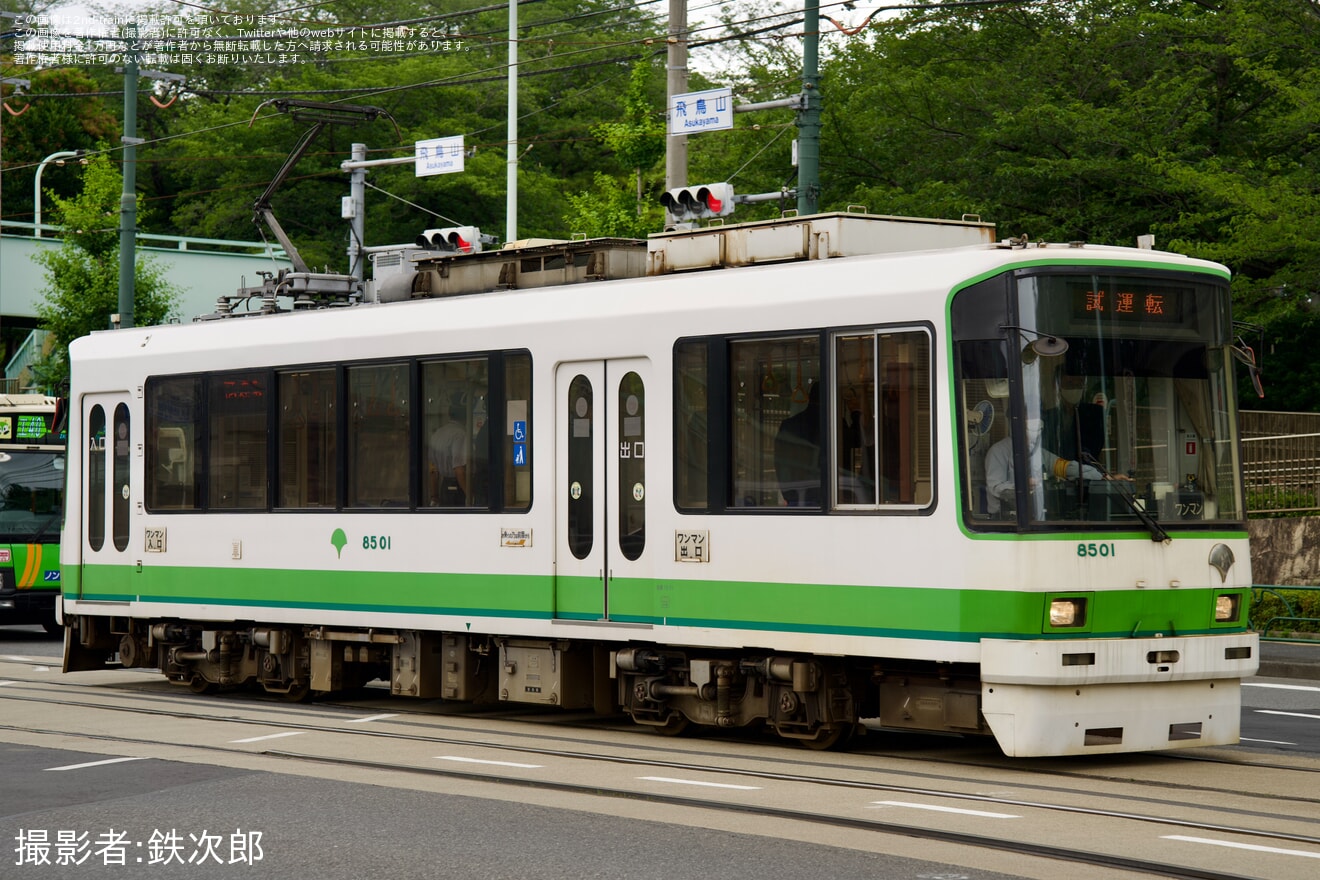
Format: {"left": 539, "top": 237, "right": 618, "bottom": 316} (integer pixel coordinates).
{"left": 0, "top": 66, "right": 117, "bottom": 224}
{"left": 32, "top": 152, "right": 179, "bottom": 387}
{"left": 130, "top": 0, "right": 668, "bottom": 259}
{"left": 562, "top": 171, "right": 658, "bottom": 239}
{"left": 590, "top": 60, "right": 666, "bottom": 213}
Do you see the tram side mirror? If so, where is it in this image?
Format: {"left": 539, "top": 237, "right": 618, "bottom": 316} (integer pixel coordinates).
{"left": 1231, "top": 340, "right": 1265, "bottom": 398}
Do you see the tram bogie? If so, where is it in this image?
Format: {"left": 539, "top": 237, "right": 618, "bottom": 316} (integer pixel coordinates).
{"left": 614, "top": 646, "right": 871, "bottom": 745}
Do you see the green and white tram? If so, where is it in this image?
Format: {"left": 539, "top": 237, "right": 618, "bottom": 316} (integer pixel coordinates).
{"left": 59, "top": 214, "right": 1257, "bottom": 756}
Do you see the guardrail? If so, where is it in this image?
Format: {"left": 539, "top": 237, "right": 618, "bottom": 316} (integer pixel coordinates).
{"left": 1241, "top": 411, "right": 1320, "bottom": 515}
{"left": 1251, "top": 584, "right": 1320, "bottom": 642}
{"left": 2, "top": 220, "right": 287, "bottom": 258}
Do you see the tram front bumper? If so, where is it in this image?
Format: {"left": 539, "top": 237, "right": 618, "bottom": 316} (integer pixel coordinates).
{"left": 978, "top": 633, "right": 1258, "bottom": 757}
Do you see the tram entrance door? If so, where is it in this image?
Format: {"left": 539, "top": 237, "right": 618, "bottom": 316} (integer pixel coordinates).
{"left": 554, "top": 359, "right": 651, "bottom": 620}
{"left": 75, "top": 393, "right": 134, "bottom": 601}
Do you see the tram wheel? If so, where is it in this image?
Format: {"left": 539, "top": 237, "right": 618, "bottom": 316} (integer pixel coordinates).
{"left": 187, "top": 675, "right": 217, "bottom": 695}
{"left": 650, "top": 712, "right": 692, "bottom": 737}
{"left": 798, "top": 723, "right": 857, "bottom": 751}
{"left": 281, "top": 680, "right": 312, "bottom": 703}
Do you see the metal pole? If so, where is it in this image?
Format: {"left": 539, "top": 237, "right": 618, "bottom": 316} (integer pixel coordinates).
{"left": 117, "top": 23, "right": 139, "bottom": 329}
{"left": 666, "top": 0, "right": 688, "bottom": 191}
{"left": 797, "top": 0, "right": 821, "bottom": 216}
{"left": 506, "top": 0, "right": 518, "bottom": 244}
{"left": 34, "top": 151, "right": 81, "bottom": 238}
{"left": 347, "top": 142, "right": 366, "bottom": 282}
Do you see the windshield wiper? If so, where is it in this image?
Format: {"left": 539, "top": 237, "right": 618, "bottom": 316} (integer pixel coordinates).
{"left": 1080, "top": 452, "right": 1170, "bottom": 544}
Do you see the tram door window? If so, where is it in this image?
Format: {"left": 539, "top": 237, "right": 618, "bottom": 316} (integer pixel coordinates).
{"left": 86, "top": 405, "right": 106, "bottom": 552}
{"left": 347, "top": 363, "right": 410, "bottom": 508}
{"left": 277, "top": 369, "right": 338, "bottom": 509}
{"left": 111, "top": 403, "right": 131, "bottom": 552}
{"left": 566, "top": 373, "right": 595, "bottom": 559}
{"left": 208, "top": 371, "right": 269, "bottom": 510}
{"left": 617, "top": 371, "right": 645, "bottom": 560}
{"left": 146, "top": 376, "right": 202, "bottom": 511}
{"left": 730, "top": 335, "right": 821, "bottom": 508}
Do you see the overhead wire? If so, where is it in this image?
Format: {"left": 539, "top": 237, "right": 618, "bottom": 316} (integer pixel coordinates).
{"left": 4, "top": 1, "right": 1040, "bottom": 211}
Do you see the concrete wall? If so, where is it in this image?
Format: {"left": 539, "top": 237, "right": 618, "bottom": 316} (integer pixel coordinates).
{"left": 1249, "top": 517, "right": 1320, "bottom": 586}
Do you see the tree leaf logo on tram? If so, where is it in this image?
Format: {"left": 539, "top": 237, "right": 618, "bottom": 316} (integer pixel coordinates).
{"left": 331, "top": 528, "right": 348, "bottom": 559}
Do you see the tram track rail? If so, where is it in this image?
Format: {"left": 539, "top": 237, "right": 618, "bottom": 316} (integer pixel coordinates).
{"left": 2, "top": 668, "right": 1319, "bottom": 880}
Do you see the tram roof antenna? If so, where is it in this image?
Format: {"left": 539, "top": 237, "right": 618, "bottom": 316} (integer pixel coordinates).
{"left": 248, "top": 99, "right": 399, "bottom": 274}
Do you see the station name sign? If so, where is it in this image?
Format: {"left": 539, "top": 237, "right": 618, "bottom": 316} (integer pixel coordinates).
{"left": 668, "top": 88, "right": 734, "bottom": 136}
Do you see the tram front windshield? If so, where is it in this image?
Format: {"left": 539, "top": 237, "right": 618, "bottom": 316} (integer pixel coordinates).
{"left": 0, "top": 450, "right": 64, "bottom": 540}
{"left": 955, "top": 270, "right": 1244, "bottom": 528}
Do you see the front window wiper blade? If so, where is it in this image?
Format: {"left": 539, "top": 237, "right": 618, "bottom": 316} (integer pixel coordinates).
{"left": 1080, "top": 452, "right": 1171, "bottom": 544}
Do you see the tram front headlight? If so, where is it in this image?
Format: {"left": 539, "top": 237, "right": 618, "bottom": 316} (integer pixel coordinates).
{"left": 1214, "top": 593, "right": 1241, "bottom": 623}
{"left": 1049, "top": 597, "right": 1087, "bottom": 627}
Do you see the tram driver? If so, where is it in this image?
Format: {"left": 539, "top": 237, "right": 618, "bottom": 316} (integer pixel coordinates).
{"left": 984, "top": 419, "right": 1106, "bottom": 518}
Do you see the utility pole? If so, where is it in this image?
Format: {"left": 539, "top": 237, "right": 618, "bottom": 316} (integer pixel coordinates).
{"left": 797, "top": 0, "right": 821, "bottom": 215}
{"left": 506, "top": 0, "right": 518, "bottom": 244}
{"left": 346, "top": 143, "right": 366, "bottom": 281}
{"left": 117, "top": 23, "right": 139, "bottom": 330}
{"left": 666, "top": 0, "right": 688, "bottom": 191}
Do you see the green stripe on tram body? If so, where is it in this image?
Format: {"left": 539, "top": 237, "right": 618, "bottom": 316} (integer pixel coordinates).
{"left": 67, "top": 564, "right": 1248, "bottom": 642}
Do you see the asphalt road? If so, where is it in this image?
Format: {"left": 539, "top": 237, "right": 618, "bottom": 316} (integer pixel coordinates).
{"left": 2, "top": 624, "right": 1317, "bottom": 880}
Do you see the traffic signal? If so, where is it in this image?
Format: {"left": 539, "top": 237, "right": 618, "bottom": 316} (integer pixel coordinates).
{"left": 416, "top": 226, "right": 482, "bottom": 254}
{"left": 660, "top": 183, "right": 735, "bottom": 222}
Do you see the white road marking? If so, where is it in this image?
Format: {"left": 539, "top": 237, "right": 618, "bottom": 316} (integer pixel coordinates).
{"left": 437, "top": 756, "right": 542, "bottom": 769}
{"left": 1240, "top": 737, "right": 1297, "bottom": 745}
{"left": 638, "top": 776, "right": 761, "bottom": 791}
{"left": 45, "top": 757, "right": 148, "bottom": 772}
{"left": 1244, "top": 682, "right": 1320, "bottom": 693}
{"left": 0, "top": 680, "right": 17, "bottom": 686}
{"left": 347, "top": 713, "right": 398, "bottom": 724}
{"left": 229, "top": 731, "right": 307, "bottom": 743}
{"left": 1162, "top": 835, "right": 1320, "bottom": 859}
{"left": 0, "top": 655, "right": 37, "bottom": 662}
{"left": 872, "top": 800, "right": 1020, "bottom": 819}
{"left": 1256, "top": 709, "right": 1320, "bottom": 721}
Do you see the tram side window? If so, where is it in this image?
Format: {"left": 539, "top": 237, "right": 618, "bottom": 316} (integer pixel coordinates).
{"left": 675, "top": 341, "right": 709, "bottom": 510}
{"left": 833, "top": 329, "right": 933, "bottom": 508}
{"left": 502, "top": 352, "right": 532, "bottom": 511}
{"left": 277, "top": 369, "right": 338, "bottom": 509}
{"left": 209, "top": 371, "right": 269, "bottom": 510}
{"left": 347, "top": 363, "right": 410, "bottom": 508}
{"left": 421, "top": 357, "right": 488, "bottom": 508}
{"left": 145, "top": 376, "right": 202, "bottom": 511}
{"left": 730, "top": 335, "right": 821, "bottom": 508}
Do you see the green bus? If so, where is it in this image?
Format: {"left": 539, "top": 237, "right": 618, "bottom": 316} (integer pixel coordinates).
{"left": 0, "top": 394, "right": 65, "bottom": 634}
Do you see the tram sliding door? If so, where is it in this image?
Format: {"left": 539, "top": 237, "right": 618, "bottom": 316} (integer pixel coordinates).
{"left": 555, "top": 359, "right": 651, "bottom": 621}
{"left": 76, "top": 393, "right": 134, "bottom": 601}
